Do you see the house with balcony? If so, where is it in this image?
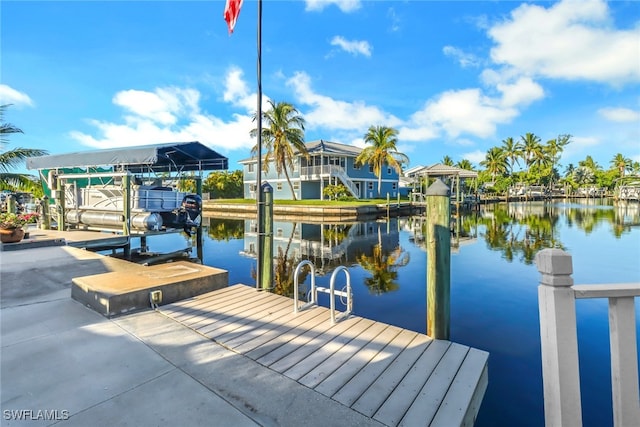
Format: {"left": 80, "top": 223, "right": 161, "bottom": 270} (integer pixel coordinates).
{"left": 239, "top": 140, "right": 402, "bottom": 200}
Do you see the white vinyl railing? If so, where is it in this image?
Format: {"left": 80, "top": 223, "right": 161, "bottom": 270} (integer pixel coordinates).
{"left": 536, "top": 248, "right": 640, "bottom": 427}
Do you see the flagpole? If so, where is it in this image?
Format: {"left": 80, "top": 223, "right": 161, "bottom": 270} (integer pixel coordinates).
{"left": 255, "top": 0, "right": 263, "bottom": 289}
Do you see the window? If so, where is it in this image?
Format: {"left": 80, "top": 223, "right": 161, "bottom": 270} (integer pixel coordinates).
{"left": 293, "top": 161, "right": 298, "bottom": 172}
{"left": 276, "top": 183, "right": 283, "bottom": 191}
{"left": 248, "top": 163, "right": 255, "bottom": 172}
{"left": 367, "top": 182, "right": 374, "bottom": 190}
{"left": 293, "top": 182, "right": 300, "bottom": 190}
{"left": 276, "top": 228, "right": 283, "bottom": 238}
{"left": 249, "top": 184, "right": 256, "bottom": 192}
{"left": 369, "top": 165, "right": 374, "bottom": 173}
{"left": 353, "top": 161, "right": 361, "bottom": 170}
{"left": 387, "top": 167, "right": 392, "bottom": 175}
{"left": 392, "top": 183, "right": 397, "bottom": 190}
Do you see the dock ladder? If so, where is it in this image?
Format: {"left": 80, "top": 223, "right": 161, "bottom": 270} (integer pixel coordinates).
{"left": 293, "top": 260, "right": 353, "bottom": 325}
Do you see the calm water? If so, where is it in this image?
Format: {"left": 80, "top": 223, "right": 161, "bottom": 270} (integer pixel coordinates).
{"left": 144, "top": 199, "right": 640, "bottom": 427}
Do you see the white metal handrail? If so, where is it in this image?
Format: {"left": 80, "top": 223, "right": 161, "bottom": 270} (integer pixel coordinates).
{"left": 293, "top": 260, "right": 317, "bottom": 313}
{"left": 536, "top": 248, "right": 640, "bottom": 427}
{"left": 293, "top": 261, "right": 353, "bottom": 325}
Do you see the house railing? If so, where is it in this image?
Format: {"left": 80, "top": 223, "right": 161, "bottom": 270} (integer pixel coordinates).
{"left": 299, "top": 165, "right": 360, "bottom": 198}
{"left": 300, "top": 165, "right": 330, "bottom": 178}
{"left": 328, "top": 165, "right": 359, "bottom": 198}
{"left": 535, "top": 248, "right": 640, "bottom": 427}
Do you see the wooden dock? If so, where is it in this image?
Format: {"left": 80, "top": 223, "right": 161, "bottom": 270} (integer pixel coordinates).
{"left": 160, "top": 284, "right": 489, "bottom": 426}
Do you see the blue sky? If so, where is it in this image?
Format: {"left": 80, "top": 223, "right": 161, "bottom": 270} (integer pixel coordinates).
{"left": 2, "top": 0, "right": 639, "bottom": 175}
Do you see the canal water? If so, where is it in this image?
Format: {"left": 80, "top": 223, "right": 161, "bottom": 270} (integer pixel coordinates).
{"left": 145, "top": 199, "right": 640, "bottom": 427}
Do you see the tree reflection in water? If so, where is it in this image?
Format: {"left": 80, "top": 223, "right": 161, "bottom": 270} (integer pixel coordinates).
{"left": 357, "top": 225, "right": 410, "bottom": 295}
{"left": 475, "top": 200, "right": 638, "bottom": 264}
{"left": 273, "top": 223, "right": 310, "bottom": 298}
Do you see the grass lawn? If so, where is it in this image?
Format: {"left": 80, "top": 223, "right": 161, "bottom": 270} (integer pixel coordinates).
{"left": 208, "top": 198, "right": 407, "bottom": 206}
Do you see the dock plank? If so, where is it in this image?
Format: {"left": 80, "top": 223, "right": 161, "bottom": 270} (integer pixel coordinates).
{"left": 331, "top": 328, "right": 418, "bottom": 407}
{"left": 159, "top": 284, "right": 488, "bottom": 427}
{"left": 299, "top": 321, "right": 389, "bottom": 388}
{"left": 374, "top": 339, "right": 454, "bottom": 426}
{"left": 351, "top": 334, "right": 433, "bottom": 417}
{"left": 227, "top": 307, "right": 327, "bottom": 351}
{"left": 397, "top": 343, "right": 470, "bottom": 426}
{"left": 315, "top": 324, "right": 404, "bottom": 398}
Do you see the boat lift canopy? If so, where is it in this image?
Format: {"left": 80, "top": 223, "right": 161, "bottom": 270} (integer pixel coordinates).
{"left": 27, "top": 141, "right": 228, "bottom": 174}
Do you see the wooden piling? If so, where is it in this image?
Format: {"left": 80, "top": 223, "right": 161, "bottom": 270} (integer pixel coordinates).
{"left": 425, "top": 179, "right": 451, "bottom": 339}
{"left": 260, "top": 182, "right": 273, "bottom": 290}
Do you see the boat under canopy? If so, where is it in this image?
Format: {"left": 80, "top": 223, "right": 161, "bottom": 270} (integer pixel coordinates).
{"left": 27, "top": 141, "right": 228, "bottom": 235}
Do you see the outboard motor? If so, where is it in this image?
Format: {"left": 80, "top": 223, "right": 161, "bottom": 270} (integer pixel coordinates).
{"left": 178, "top": 194, "right": 202, "bottom": 235}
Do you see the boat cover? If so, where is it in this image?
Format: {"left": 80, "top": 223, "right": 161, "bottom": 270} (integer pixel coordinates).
{"left": 27, "top": 141, "right": 228, "bottom": 173}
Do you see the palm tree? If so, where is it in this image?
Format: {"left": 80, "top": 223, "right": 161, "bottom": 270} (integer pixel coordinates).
{"left": 1, "top": 104, "right": 48, "bottom": 193}
{"left": 250, "top": 100, "right": 307, "bottom": 200}
{"left": 479, "top": 147, "right": 507, "bottom": 182}
{"left": 456, "top": 159, "right": 474, "bottom": 170}
{"left": 441, "top": 155, "right": 454, "bottom": 166}
{"left": 573, "top": 166, "right": 595, "bottom": 186}
{"left": 544, "top": 134, "right": 571, "bottom": 184}
{"left": 520, "top": 132, "right": 542, "bottom": 175}
{"left": 355, "top": 125, "right": 408, "bottom": 197}
{"left": 578, "top": 155, "right": 601, "bottom": 172}
{"left": 610, "top": 153, "right": 631, "bottom": 177}
{"left": 501, "top": 137, "right": 522, "bottom": 176}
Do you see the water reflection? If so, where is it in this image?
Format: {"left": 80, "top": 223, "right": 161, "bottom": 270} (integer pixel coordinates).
{"left": 467, "top": 200, "right": 640, "bottom": 264}
{"left": 211, "top": 217, "right": 410, "bottom": 296}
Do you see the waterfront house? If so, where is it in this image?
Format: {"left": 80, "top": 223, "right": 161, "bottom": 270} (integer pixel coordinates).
{"left": 239, "top": 140, "right": 402, "bottom": 200}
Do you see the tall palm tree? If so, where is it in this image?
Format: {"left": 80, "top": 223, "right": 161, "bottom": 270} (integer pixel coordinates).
{"left": 455, "top": 159, "right": 474, "bottom": 170}
{"left": 479, "top": 147, "right": 507, "bottom": 182}
{"left": 441, "top": 155, "right": 454, "bottom": 166}
{"left": 355, "top": 125, "right": 408, "bottom": 197}
{"left": 544, "top": 134, "right": 571, "bottom": 184}
{"left": 0, "top": 104, "right": 48, "bottom": 193}
{"left": 501, "top": 137, "right": 522, "bottom": 176}
{"left": 520, "top": 132, "right": 542, "bottom": 175}
{"left": 250, "top": 100, "right": 307, "bottom": 200}
{"left": 610, "top": 153, "right": 631, "bottom": 177}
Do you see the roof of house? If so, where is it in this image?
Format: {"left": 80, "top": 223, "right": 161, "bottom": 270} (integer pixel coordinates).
{"left": 27, "top": 141, "right": 228, "bottom": 173}
{"left": 404, "top": 163, "right": 478, "bottom": 179}
{"left": 239, "top": 139, "right": 363, "bottom": 163}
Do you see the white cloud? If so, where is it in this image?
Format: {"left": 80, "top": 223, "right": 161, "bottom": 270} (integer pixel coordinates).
{"left": 443, "top": 46, "right": 480, "bottom": 68}
{"left": 0, "top": 85, "right": 34, "bottom": 107}
{"left": 488, "top": 0, "right": 640, "bottom": 85}
{"left": 463, "top": 150, "right": 486, "bottom": 165}
{"left": 287, "top": 71, "right": 402, "bottom": 131}
{"left": 598, "top": 107, "right": 640, "bottom": 123}
{"left": 409, "top": 88, "right": 518, "bottom": 139}
{"left": 496, "top": 77, "right": 545, "bottom": 108}
{"left": 112, "top": 87, "right": 199, "bottom": 126}
{"left": 305, "top": 0, "right": 361, "bottom": 13}
{"left": 223, "top": 66, "right": 256, "bottom": 111}
{"left": 70, "top": 69, "right": 259, "bottom": 152}
{"left": 330, "top": 36, "right": 372, "bottom": 57}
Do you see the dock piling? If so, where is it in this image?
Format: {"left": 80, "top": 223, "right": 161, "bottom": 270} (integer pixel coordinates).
{"left": 425, "top": 179, "right": 451, "bottom": 339}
